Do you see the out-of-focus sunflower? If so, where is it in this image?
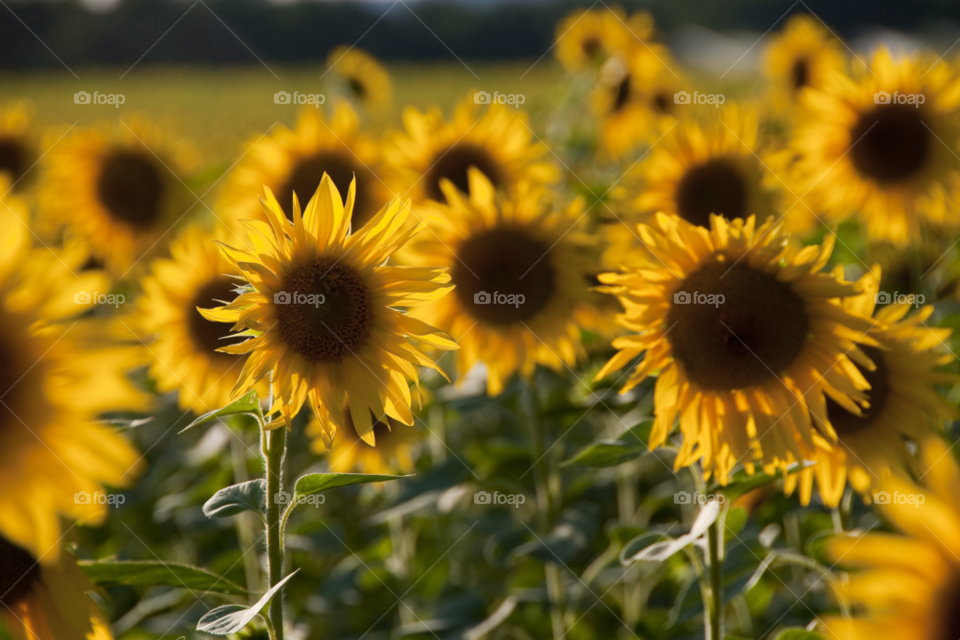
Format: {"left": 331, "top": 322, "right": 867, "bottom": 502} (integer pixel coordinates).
{"left": 820, "top": 438, "right": 960, "bottom": 640}
{"left": 0, "top": 101, "right": 37, "bottom": 191}
{"left": 136, "top": 225, "right": 266, "bottom": 413}
{"left": 785, "top": 266, "right": 958, "bottom": 507}
{"left": 0, "top": 536, "right": 112, "bottom": 640}
{"left": 382, "top": 96, "right": 559, "bottom": 206}
{"left": 0, "top": 187, "right": 149, "bottom": 561}
{"left": 201, "top": 176, "right": 457, "bottom": 445}
{"left": 629, "top": 104, "right": 780, "bottom": 228}
{"left": 308, "top": 403, "right": 418, "bottom": 475}
{"left": 593, "top": 46, "right": 680, "bottom": 159}
{"left": 39, "top": 117, "right": 198, "bottom": 276}
{"left": 554, "top": 6, "right": 653, "bottom": 72}
{"left": 326, "top": 46, "right": 393, "bottom": 113}
{"left": 401, "top": 169, "right": 599, "bottom": 396}
{"left": 794, "top": 47, "right": 960, "bottom": 246}
{"left": 594, "top": 213, "right": 878, "bottom": 484}
{"left": 763, "top": 14, "right": 845, "bottom": 109}
{"left": 220, "top": 102, "right": 388, "bottom": 231}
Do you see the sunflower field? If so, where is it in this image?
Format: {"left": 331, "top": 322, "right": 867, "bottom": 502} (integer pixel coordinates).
{"left": 4, "top": 4, "right": 960, "bottom": 640}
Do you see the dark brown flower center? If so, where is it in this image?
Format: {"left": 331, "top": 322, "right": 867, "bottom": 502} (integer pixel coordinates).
{"left": 582, "top": 36, "right": 602, "bottom": 60}
{"left": 667, "top": 262, "right": 810, "bottom": 391}
{"left": 424, "top": 143, "right": 505, "bottom": 203}
{"left": 0, "top": 136, "right": 28, "bottom": 184}
{"left": 275, "top": 257, "right": 372, "bottom": 363}
{"left": 825, "top": 345, "right": 890, "bottom": 436}
{"left": 96, "top": 149, "right": 165, "bottom": 228}
{"left": 674, "top": 159, "right": 748, "bottom": 228}
{"left": 348, "top": 77, "right": 367, "bottom": 99}
{"left": 791, "top": 57, "right": 809, "bottom": 90}
{"left": 613, "top": 75, "right": 632, "bottom": 112}
{"left": 189, "top": 277, "right": 242, "bottom": 362}
{"left": 0, "top": 319, "right": 51, "bottom": 438}
{"left": 652, "top": 91, "right": 672, "bottom": 115}
{"left": 932, "top": 569, "right": 960, "bottom": 640}
{"left": 850, "top": 103, "right": 931, "bottom": 185}
{"left": 278, "top": 152, "right": 374, "bottom": 228}
{"left": 0, "top": 536, "right": 39, "bottom": 607}
{"left": 451, "top": 226, "right": 556, "bottom": 325}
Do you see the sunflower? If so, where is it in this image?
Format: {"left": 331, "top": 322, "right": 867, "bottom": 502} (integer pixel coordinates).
{"left": 554, "top": 6, "right": 654, "bottom": 72}
{"left": 0, "top": 187, "right": 149, "bottom": 561}
{"left": 0, "top": 101, "right": 37, "bottom": 191}
{"left": 593, "top": 45, "right": 680, "bottom": 159}
{"left": 382, "top": 96, "right": 559, "bottom": 207}
{"left": 200, "top": 175, "right": 457, "bottom": 446}
{"left": 326, "top": 46, "right": 393, "bottom": 113}
{"left": 135, "top": 225, "right": 267, "bottom": 413}
{"left": 784, "top": 266, "right": 958, "bottom": 507}
{"left": 820, "top": 437, "right": 960, "bottom": 640}
{"left": 0, "top": 536, "right": 111, "bottom": 640}
{"left": 308, "top": 403, "right": 418, "bottom": 475}
{"left": 401, "top": 169, "right": 598, "bottom": 396}
{"left": 39, "top": 117, "right": 199, "bottom": 276}
{"left": 219, "top": 102, "right": 388, "bottom": 231}
{"left": 762, "top": 14, "right": 845, "bottom": 109}
{"left": 794, "top": 46, "right": 960, "bottom": 246}
{"left": 629, "top": 105, "right": 781, "bottom": 229}
{"left": 594, "top": 213, "right": 878, "bottom": 484}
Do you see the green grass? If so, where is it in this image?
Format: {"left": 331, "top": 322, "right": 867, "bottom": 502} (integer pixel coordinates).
{"left": 0, "top": 61, "right": 563, "bottom": 164}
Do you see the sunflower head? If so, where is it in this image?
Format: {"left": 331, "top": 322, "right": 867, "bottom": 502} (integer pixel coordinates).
{"left": 202, "top": 175, "right": 457, "bottom": 445}
{"left": 595, "top": 212, "right": 879, "bottom": 483}
{"left": 401, "top": 168, "right": 599, "bottom": 395}
{"left": 763, "top": 14, "right": 845, "bottom": 108}
{"left": 326, "top": 46, "right": 393, "bottom": 113}
{"left": 554, "top": 6, "right": 653, "bottom": 72}
{"left": 0, "top": 101, "right": 36, "bottom": 190}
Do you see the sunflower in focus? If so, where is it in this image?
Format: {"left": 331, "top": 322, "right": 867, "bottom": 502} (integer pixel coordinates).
{"left": 382, "top": 96, "right": 559, "bottom": 206}
{"left": 0, "top": 535, "right": 112, "bottom": 640}
{"left": 39, "top": 117, "right": 199, "bottom": 275}
{"left": 554, "top": 6, "right": 653, "bottom": 72}
{"left": 784, "top": 266, "right": 958, "bottom": 507}
{"left": 794, "top": 47, "right": 960, "bottom": 246}
{"left": 763, "top": 14, "right": 845, "bottom": 109}
{"left": 630, "top": 104, "right": 781, "bottom": 228}
{"left": 326, "top": 46, "right": 393, "bottom": 113}
{"left": 201, "top": 176, "right": 457, "bottom": 446}
{"left": 308, "top": 403, "right": 418, "bottom": 475}
{"left": 0, "top": 101, "right": 37, "bottom": 191}
{"left": 0, "top": 187, "right": 149, "bottom": 562}
{"left": 135, "top": 225, "right": 266, "bottom": 413}
{"left": 821, "top": 438, "right": 960, "bottom": 640}
{"left": 402, "top": 169, "right": 598, "bottom": 395}
{"left": 220, "top": 102, "right": 388, "bottom": 231}
{"left": 594, "top": 213, "right": 878, "bottom": 484}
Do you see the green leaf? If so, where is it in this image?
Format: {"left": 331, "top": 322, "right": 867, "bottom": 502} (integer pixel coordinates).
{"left": 562, "top": 420, "right": 653, "bottom": 468}
{"left": 774, "top": 629, "right": 827, "bottom": 640}
{"left": 197, "top": 570, "right": 298, "bottom": 635}
{"left": 79, "top": 560, "right": 248, "bottom": 596}
{"left": 180, "top": 391, "right": 263, "bottom": 434}
{"left": 204, "top": 480, "right": 265, "bottom": 518}
{"left": 723, "top": 506, "right": 748, "bottom": 540}
{"left": 294, "top": 472, "right": 408, "bottom": 497}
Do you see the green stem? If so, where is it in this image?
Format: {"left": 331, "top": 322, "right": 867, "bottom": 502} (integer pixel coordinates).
{"left": 264, "top": 425, "right": 287, "bottom": 640}
{"left": 230, "top": 427, "right": 261, "bottom": 603}
{"left": 706, "top": 519, "right": 722, "bottom": 640}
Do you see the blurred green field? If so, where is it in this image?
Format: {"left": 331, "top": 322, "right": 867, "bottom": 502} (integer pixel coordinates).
{"left": 0, "top": 61, "right": 563, "bottom": 165}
